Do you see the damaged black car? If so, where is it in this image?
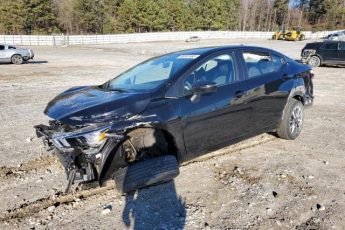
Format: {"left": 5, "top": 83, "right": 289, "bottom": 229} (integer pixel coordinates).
{"left": 35, "top": 46, "right": 314, "bottom": 193}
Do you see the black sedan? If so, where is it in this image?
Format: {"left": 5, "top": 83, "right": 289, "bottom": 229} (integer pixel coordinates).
{"left": 301, "top": 41, "right": 345, "bottom": 67}
{"left": 35, "top": 46, "right": 314, "bottom": 193}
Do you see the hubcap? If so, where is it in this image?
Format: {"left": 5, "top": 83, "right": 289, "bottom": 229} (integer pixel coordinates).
{"left": 13, "top": 56, "right": 22, "bottom": 64}
{"left": 289, "top": 106, "right": 303, "bottom": 135}
{"left": 309, "top": 57, "right": 319, "bottom": 66}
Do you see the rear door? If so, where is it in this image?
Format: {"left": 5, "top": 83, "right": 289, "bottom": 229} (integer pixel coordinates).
{"left": 239, "top": 49, "right": 289, "bottom": 132}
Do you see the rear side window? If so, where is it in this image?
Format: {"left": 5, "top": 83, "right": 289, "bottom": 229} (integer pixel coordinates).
{"left": 339, "top": 43, "right": 345, "bottom": 50}
{"left": 8, "top": 46, "right": 16, "bottom": 49}
{"left": 242, "top": 51, "right": 279, "bottom": 78}
{"left": 322, "top": 43, "right": 338, "bottom": 50}
{"left": 0, "top": 45, "right": 4, "bottom": 50}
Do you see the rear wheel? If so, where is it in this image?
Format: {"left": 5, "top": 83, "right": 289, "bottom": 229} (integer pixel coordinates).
{"left": 307, "top": 56, "right": 321, "bottom": 67}
{"left": 277, "top": 99, "right": 304, "bottom": 140}
{"left": 11, "top": 54, "right": 23, "bottom": 64}
{"left": 114, "top": 155, "right": 179, "bottom": 193}
{"left": 299, "top": 34, "right": 305, "bottom": 41}
{"left": 272, "top": 35, "right": 276, "bottom": 40}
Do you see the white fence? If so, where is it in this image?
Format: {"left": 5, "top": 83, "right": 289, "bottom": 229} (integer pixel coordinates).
{"left": 0, "top": 30, "right": 337, "bottom": 46}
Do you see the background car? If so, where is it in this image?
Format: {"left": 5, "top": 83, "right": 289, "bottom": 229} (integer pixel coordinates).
{"left": 301, "top": 41, "right": 345, "bottom": 66}
{"left": 36, "top": 46, "right": 314, "bottom": 193}
{"left": 325, "top": 32, "right": 345, "bottom": 41}
{"left": 185, "top": 36, "right": 201, "bottom": 42}
{"left": 0, "top": 44, "right": 34, "bottom": 64}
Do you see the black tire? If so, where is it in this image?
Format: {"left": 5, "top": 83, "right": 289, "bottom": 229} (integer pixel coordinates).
{"left": 299, "top": 34, "right": 305, "bottom": 41}
{"left": 272, "top": 35, "right": 276, "bottom": 40}
{"left": 114, "top": 155, "right": 179, "bottom": 193}
{"left": 307, "top": 56, "right": 321, "bottom": 67}
{"left": 11, "top": 54, "right": 23, "bottom": 64}
{"left": 277, "top": 98, "right": 304, "bottom": 140}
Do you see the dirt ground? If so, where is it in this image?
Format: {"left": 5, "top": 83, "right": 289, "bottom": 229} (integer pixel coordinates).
{"left": 0, "top": 39, "right": 344, "bottom": 230}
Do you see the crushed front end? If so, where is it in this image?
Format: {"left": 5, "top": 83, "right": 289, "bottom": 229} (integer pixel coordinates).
{"left": 301, "top": 49, "right": 316, "bottom": 64}
{"left": 35, "top": 120, "right": 125, "bottom": 192}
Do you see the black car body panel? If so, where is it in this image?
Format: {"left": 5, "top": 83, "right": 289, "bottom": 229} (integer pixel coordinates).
{"left": 35, "top": 46, "right": 314, "bottom": 191}
{"left": 45, "top": 85, "right": 152, "bottom": 125}
{"left": 301, "top": 41, "right": 345, "bottom": 65}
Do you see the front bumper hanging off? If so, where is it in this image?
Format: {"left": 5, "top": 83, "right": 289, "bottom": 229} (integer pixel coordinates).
{"left": 34, "top": 123, "right": 126, "bottom": 193}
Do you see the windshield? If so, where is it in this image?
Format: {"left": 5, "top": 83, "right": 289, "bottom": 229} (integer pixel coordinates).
{"left": 105, "top": 53, "right": 197, "bottom": 92}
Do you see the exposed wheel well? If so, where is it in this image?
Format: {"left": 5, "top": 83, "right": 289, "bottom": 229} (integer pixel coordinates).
{"left": 124, "top": 128, "right": 179, "bottom": 162}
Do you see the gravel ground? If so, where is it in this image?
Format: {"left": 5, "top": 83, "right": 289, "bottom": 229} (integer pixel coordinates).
{"left": 0, "top": 39, "right": 344, "bottom": 229}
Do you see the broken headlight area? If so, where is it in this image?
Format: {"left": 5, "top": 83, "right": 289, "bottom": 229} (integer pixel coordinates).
{"left": 51, "top": 124, "right": 109, "bottom": 151}
{"left": 35, "top": 121, "right": 124, "bottom": 192}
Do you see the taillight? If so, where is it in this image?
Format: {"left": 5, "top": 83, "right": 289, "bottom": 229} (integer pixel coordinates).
{"left": 309, "top": 69, "right": 314, "bottom": 79}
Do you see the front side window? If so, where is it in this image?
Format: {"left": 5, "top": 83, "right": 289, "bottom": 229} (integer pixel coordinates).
{"left": 242, "top": 51, "right": 276, "bottom": 78}
{"left": 0, "top": 45, "right": 4, "bottom": 50}
{"left": 183, "top": 54, "right": 236, "bottom": 95}
{"left": 8, "top": 46, "right": 16, "bottom": 49}
{"left": 322, "top": 43, "right": 338, "bottom": 50}
{"left": 105, "top": 53, "right": 195, "bottom": 92}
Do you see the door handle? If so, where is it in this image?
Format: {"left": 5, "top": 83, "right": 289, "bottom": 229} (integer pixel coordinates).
{"left": 234, "top": 90, "right": 245, "bottom": 98}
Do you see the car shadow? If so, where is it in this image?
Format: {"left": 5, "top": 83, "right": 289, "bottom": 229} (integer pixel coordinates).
{"left": 0, "top": 61, "right": 48, "bottom": 65}
{"left": 24, "top": 61, "right": 48, "bottom": 64}
{"left": 121, "top": 180, "right": 186, "bottom": 229}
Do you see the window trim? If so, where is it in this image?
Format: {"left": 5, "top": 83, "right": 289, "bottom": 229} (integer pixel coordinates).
{"left": 177, "top": 50, "right": 240, "bottom": 97}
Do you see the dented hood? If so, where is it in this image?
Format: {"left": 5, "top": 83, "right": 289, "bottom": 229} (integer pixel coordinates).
{"left": 44, "top": 86, "right": 152, "bottom": 125}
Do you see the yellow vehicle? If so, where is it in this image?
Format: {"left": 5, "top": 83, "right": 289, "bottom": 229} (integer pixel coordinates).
{"left": 284, "top": 27, "right": 305, "bottom": 41}
{"left": 271, "top": 29, "right": 286, "bottom": 40}
{"left": 272, "top": 27, "right": 305, "bottom": 41}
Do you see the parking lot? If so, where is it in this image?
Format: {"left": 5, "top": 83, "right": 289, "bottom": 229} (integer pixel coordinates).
{"left": 0, "top": 39, "right": 345, "bottom": 229}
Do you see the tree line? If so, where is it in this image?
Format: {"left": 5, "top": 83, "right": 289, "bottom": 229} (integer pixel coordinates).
{"left": 0, "top": 0, "right": 344, "bottom": 35}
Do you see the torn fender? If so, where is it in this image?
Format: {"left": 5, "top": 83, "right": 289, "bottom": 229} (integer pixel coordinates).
{"left": 98, "top": 114, "right": 162, "bottom": 184}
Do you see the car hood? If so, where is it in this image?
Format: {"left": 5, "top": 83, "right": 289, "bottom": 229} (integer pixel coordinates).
{"left": 44, "top": 86, "right": 152, "bottom": 125}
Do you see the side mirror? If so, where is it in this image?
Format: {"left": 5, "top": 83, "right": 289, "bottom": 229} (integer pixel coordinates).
{"left": 193, "top": 81, "right": 217, "bottom": 95}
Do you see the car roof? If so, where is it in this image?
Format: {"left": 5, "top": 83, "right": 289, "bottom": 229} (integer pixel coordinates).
{"left": 170, "top": 45, "right": 278, "bottom": 57}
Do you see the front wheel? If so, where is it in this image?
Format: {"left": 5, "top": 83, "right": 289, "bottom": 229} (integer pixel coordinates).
{"left": 307, "top": 56, "right": 321, "bottom": 67}
{"left": 114, "top": 155, "right": 179, "bottom": 193}
{"left": 277, "top": 99, "right": 304, "bottom": 140}
{"left": 11, "top": 54, "right": 23, "bottom": 64}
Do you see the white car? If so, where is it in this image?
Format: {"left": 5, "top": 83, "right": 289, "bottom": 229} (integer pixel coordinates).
{"left": 0, "top": 44, "right": 34, "bottom": 64}
{"left": 326, "top": 32, "right": 345, "bottom": 41}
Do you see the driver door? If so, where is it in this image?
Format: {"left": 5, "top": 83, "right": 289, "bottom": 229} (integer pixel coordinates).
{"left": 179, "top": 52, "right": 251, "bottom": 159}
